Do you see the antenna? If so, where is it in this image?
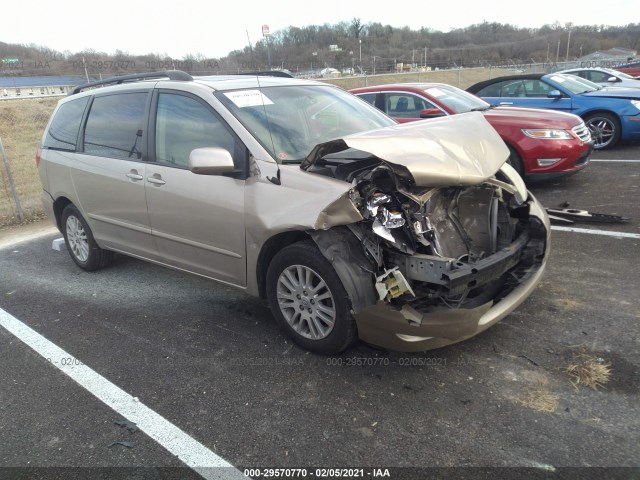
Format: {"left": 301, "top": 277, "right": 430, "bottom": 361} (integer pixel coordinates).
{"left": 255, "top": 75, "right": 281, "bottom": 185}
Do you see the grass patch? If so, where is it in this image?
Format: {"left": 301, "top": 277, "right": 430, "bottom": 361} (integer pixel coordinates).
{"left": 518, "top": 385, "right": 559, "bottom": 413}
{"left": 0, "top": 98, "right": 58, "bottom": 225}
{"left": 565, "top": 347, "right": 612, "bottom": 390}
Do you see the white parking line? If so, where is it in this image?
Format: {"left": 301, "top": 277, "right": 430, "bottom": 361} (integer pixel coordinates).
{"left": 590, "top": 159, "right": 640, "bottom": 163}
{"left": 551, "top": 226, "right": 640, "bottom": 239}
{"left": 0, "top": 307, "right": 244, "bottom": 480}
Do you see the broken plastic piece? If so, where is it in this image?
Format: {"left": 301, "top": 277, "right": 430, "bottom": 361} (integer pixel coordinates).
{"left": 546, "top": 208, "right": 629, "bottom": 224}
{"left": 114, "top": 420, "right": 139, "bottom": 433}
{"left": 108, "top": 441, "right": 135, "bottom": 449}
{"left": 380, "top": 207, "right": 405, "bottom": 229}
{"left": 375, "top": 267, "right": 416, "bottom": 301}
{"left": 51, "top": 238, "right": 65, "bottom": 251}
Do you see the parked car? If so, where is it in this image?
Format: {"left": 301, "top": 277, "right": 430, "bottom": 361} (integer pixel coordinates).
{"left": 467, "top": 73, "right": 640, "bottom": 149}
{"left": 614, "top": 60, "right": 640, "bottom": 78}
{"left": 558, "top": 67, "right": 640, "bottom": 89}
{"left": 351, "top": 83, "right": 593, "bottom": 182}
{"left": 37, "top": 70, "right": 550, "bottom": 354}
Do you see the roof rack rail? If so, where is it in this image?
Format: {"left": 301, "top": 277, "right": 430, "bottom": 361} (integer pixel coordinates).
{"left": 70, "top": 70, "right": 193, "bottom": 95}
{"left": 238, "top": 71, "right": 294, "bottom": 78}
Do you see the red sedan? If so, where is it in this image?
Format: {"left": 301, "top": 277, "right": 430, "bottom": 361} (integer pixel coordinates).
{"left": 351, "top": 83, "right": 594, "bottom": 182}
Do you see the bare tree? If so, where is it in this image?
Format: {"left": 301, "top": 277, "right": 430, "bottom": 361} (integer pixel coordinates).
{"left": 350, "top": 18, "right": 365, "bottom": 39}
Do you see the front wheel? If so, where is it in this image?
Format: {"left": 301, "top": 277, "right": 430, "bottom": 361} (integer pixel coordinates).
{"left": 506, "top": 145, "right": 525, "bottom": 178}
{"left": 266, "top": 241, "right": 357, "bottom": 354}
{"left": 585, "top": 113, "right": 620, "bottom": 149}
{"left": 61, "top": 204, "right": 113, "bottom": 271}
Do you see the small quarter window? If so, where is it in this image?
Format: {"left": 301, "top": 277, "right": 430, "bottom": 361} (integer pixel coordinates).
{"left": 43, "top": 96, "right": 89, "bottom": 151}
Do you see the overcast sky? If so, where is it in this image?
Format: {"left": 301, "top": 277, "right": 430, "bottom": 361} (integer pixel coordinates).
{"left": 2, "top": 0, "right": 636, "bottom": 58}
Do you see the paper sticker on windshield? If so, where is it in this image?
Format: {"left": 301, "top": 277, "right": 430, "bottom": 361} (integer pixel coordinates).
{"left": 425, "top": 87, "right": 446, "bottom": 97}
{"left": 224, "top": 90, "right": 274, "bottom": 108}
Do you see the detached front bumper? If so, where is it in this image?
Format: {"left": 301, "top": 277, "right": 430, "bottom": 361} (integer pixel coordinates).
{"left": 354, "top": 198, "right": 550, "bottom": 352}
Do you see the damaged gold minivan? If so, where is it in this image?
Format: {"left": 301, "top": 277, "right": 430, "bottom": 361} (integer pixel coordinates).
{"left": 37, "top": 71, "right": 550, "bottom": 354}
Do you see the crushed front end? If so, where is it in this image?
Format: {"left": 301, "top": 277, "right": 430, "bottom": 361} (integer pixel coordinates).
{"left": 302, "top": 114, "right": 550, "bottom": 351}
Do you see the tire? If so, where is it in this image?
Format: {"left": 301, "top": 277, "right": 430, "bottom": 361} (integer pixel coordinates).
{"left": 584, "top": 113, "right": 620, "bottom": 149}
{"left": 61, "top": 204, "right": 113, "bottom": 271}
{"left": 506, "top": 145, "right": 525, "bottom": 178}
{"left": 266, "top": 241, "right": 357, "bottom": 354}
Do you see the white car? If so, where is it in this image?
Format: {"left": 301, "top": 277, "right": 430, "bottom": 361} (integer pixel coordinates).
{"left": 559, "top": 67, "right": 640, "bottom": 89}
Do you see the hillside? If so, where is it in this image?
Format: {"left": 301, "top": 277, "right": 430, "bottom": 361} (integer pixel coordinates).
{"left": 1, "top": 20, "right": 638, "bottom": 77}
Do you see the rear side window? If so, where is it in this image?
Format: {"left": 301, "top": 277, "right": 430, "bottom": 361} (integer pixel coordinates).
{"left": 43, "top": 97, "right": 89, "bottom": 151}
{"left": 356, "top": 93, "right": 377, "bottom": 105}
{"left": 84, "top": 92, "right": 148, "bottom": 160}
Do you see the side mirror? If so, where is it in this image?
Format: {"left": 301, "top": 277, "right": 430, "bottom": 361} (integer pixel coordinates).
{"left": 189, "top": 147, "right": 236, "bottom": 175}
{"left": 547, "top": 90, "right": 563, "bottom": 99}
{"left": 607, "top": 76, "right": 618, "bottom": 83}
{"left": 419, "top": 108, "right": 445, "bottom": 119}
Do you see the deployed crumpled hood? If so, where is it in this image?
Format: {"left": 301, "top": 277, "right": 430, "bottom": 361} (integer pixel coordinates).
{"left": 302, "top": 111, "right": 509, "bottom": 187}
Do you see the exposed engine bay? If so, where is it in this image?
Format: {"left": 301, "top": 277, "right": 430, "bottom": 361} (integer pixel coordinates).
{"left": 303, "top": 147, "right": 547, "bottom": 316}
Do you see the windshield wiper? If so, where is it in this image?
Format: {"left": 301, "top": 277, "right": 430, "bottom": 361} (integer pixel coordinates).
{"left": 470, "top": 106, "right": 492, "bottom": 112}
{"left": 281, "top": 159, "right": 304, "bottom": 164}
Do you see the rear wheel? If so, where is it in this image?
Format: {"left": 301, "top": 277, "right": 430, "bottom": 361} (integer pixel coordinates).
{"left": 61, "top": 204, "right": 113, "bottom": 271}
{"left": 585, "top": 113, "right": 620, "bottom": 149}
{"left": 266, "top": 241, "right": 357, "bottom": 354}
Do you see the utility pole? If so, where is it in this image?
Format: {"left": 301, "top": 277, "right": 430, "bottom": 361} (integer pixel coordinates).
{"left": 262, "top": 25, "right": 272, "bottom": 70}
{"left": 565, "top": 28, "right": 572, "bottom": 62}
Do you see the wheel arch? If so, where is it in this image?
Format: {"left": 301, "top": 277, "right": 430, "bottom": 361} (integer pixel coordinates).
{"left": 256, "top": 230, "right": 309, "bottom": 299}
{"left": 52, "top": 196, "right": 73, "bottom": 231}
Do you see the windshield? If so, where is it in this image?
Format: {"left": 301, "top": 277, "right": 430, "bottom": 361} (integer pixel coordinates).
{"left": 548, "top": 74, "right": 599, "bottom": 94}
{"left": 564, "top": 74, "right": 604, "bottom": 90}
{"left": 613, "top": 70, "right": 634, "bottom": 80}
{"left": 216, "top": 85, "right": 395, "bottom": 163}
{"left": 423, "top": 85, "right": 490, "bottom": 113}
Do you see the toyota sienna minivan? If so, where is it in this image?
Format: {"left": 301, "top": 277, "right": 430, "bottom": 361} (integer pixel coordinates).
{"left": 37, "top": 70, "right": 550, "bottom": 354}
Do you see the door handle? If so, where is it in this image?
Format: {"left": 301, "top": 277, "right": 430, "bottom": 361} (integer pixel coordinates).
{"left": 126, "top": 170, "right": 143, "bottom": 181}
{"left": 147, "top": 174, "right": 166, "bottom": 186}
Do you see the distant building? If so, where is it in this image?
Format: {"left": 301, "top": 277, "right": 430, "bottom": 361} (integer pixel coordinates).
{"left": 0, "top": 75, "right": 89, "bottom": 100}
{"left": 577, "top": 47, "right": 637, "bottom": 63}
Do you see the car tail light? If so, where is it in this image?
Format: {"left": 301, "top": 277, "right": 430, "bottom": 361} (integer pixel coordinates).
{"left": 35, "top": 146, "right": 42, "bottom": 167}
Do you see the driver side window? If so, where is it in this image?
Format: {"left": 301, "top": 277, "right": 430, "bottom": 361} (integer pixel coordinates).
{"left": 155, "top": 93, "right": 236, "bottom": 169}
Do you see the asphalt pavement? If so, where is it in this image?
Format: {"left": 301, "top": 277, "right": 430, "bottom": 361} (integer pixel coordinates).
{"left": 0, "top": 145, "right": 638, "bottom": 480}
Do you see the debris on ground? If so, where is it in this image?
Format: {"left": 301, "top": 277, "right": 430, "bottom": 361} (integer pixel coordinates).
{"left": 518, "top": 385, "right": 559, "bottom": 413}
{"left": 108, "top": 441, "right": 135, "bottom": 449}
{"left": 564, "top": 347, "right": 612, "bottom": 390}
{"left": 114, "top": 419, "right": 139, "bottom": 433}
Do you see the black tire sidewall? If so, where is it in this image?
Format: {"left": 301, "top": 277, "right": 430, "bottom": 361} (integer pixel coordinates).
{"left": 61, "top": 204, "right": 104, "bottom": 271}
{"left": 506, "top": 145, "right": 525, "bottom": 178}
{"left": 266, "top": 241, "right": 357, "bottom": 354}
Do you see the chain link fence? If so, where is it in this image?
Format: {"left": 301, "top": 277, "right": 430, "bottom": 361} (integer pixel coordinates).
{"left": 0, "top": 97, "right": 57, "bottom": 225}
